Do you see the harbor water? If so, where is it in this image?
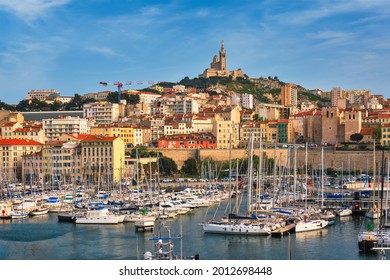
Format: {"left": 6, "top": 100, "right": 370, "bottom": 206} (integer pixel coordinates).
{"left": 0, "top": 200, "right": 384, "bottom": 260}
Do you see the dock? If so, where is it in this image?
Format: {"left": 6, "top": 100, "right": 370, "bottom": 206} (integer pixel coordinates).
{"left": 271, "top": 224, "right": 295, "bottom": 237}
{"left": 134, "top": 221, "right": 155, "bottom": 232}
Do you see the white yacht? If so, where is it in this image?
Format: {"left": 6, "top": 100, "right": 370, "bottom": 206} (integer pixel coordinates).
{"left": 75, "top": 208, "right": 120, "bottom": 224}
{"left": 295, "top": 217, "right": 328, "bottom": 233}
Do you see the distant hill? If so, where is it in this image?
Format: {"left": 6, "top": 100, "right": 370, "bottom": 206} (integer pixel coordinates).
{"left": 176, "top": 76, "right": 330, "bottom": 106}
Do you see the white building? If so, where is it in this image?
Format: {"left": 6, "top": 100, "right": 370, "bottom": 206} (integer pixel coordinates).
{"left": 43, "top": 116, "right": 90, "bottom": 142}
{"left": 241, "top": 93, "right": 253, "bottom": 109}
{"left": 83, "top": 102, "right": 119, "bottom": 124}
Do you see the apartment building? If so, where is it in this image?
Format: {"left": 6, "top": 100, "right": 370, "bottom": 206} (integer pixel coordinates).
{"left": 42, "top": 116, "right": 90, "bottom": 142}
{"left": 80, "top": 135, "right": 125, "bottom": 184}
{"left": 0, "top": 139, "right": 42, "bottom": 182}
{"left": 83, "top": 102, "right": 119, "bottom": 124}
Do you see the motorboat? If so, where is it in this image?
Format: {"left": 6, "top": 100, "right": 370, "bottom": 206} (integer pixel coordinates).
{"left": 295, "top": 217, "right": 328, "bottom": 233}
{"left": 29, "top": 207, "right": 49, "bottom": 216}
{"left": 75, "top": 208, "right": 121, "bottom": 224}
{"left": 336, "top": 208, "right": 353, "bottom": 217}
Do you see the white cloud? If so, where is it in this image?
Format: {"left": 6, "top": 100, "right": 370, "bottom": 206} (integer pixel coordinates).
{"left": 306, "top": 30, "right": 357, "bottom": 46}
{"left": 0, "top": 0, "right": 71, "bottom": 21}
{"left": 85, "top": 45, "right": 122, "bottom": 57}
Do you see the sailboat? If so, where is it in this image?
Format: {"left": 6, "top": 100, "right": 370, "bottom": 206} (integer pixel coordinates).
{"left": 201, "top": 134, "right": 273, "bottom": 235}
{"left": 358, "top": 151, "right": 390, "bottom": 254}
{"left": 295, "top": 145, "right": 329, "bottom": 233}
{"left": 365, "top": 140, "right": 381, "bottom": 219}
{"left": 336, "top": 162, "right": 352, "bottom": 217}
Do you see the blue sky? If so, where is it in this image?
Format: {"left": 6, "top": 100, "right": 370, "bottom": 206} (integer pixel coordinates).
{"left": 1, "top": 0, "right": 390, "bottom": 104}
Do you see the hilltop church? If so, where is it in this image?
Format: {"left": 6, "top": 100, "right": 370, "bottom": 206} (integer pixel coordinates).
{"left": 199, "top": 40, "right": 245, "bottom": 79}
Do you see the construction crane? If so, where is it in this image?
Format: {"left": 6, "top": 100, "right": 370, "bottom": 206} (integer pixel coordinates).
{"left": 99, "top": 81, "right": 126, "bottom": 103}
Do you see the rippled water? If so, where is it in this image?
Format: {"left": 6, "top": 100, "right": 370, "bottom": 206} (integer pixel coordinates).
{"left": 0, "top": 202, "right": 383, "bottom": 260}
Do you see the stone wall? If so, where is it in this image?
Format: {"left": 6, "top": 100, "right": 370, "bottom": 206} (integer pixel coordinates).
{"left": 150, "top": 147, "right": 389, "bottom": 173}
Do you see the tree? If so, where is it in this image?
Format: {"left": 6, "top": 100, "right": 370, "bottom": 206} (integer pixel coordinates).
{"left": 181, "top": 158, "right": 198, "bottom": 177}
{"left": 373, "top": 127, "right": 382, "bottom": 142}
{"left": 123, "top": 94, "right": 140, "bottom": 104}
{"left": 350, "top": 133, "right": 364, "bottom": 143}
{"left": 0, "top": 100, "right": 15, "bottom": 111}
{"left": 107, "top": 92, "right": 119, "bottom": 103}
{"left": 158, "top": 156, "right": 177, "bottom": 176}
{"left": 64, "top": 93, "right": 95, "bottom": 110}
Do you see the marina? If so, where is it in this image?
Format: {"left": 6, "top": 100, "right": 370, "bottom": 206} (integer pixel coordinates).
{"left": 0, "top": 190, "right": 387, "bottom": 260}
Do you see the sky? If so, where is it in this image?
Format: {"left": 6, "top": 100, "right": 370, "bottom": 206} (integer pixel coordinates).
{"left": 1, "top": 0, "right": 390, "bottom": 105}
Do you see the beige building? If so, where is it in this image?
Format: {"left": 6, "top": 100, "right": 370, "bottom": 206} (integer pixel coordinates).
{"left": 239, "top": 121, "right": 268, "bottom": 146}
{"left": 40, "top": 141, "right": 82, "bottom": 185}
{"left": 80, "top": 135, "right": 125, "bottom": 184}
{"left": 331, "top": 87, "right": 343, "bottom": 108}
{"left": 90, "top": 124, "right": 147, "bottom": 147}
{"left": 281, "top": 84, "right": 298, "bottom": 107}
{"left": 321, "top": 108, "right": 344, "bottom": 146}
{"left": 192, "top": 115, "right": 213, "bottom": 134}
{"left": 12, "top": 126, "right": 45, "bottom": 143}
{"left": 344, "top": 110, "right": 363, "bottom": 143}
{"left": 0, "top": 122, "right": 22, "bottom": 139}
{"left": 26, "top": 89, "right": 59, "bottom": 101}
{"left": 255, "top": 103, "right": 290, "bottom": 121}
{"left": 212, "top": 115, "right": 238, "bottom": 148}
{"left": 0, "top": 139, "right": 42, "bottom": 182}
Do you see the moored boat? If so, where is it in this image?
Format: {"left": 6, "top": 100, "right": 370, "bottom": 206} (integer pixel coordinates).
{"left": 75, "top": 208, "right": 120, "bottom": 224}
{"left": 0, "top": 201, "right": 13, "bottom": 219}
{"left": 295, "top": 217, "right": 328, "bottom": 233}
{"left": 29, "top": 207, "right": 49, "bottom": 216}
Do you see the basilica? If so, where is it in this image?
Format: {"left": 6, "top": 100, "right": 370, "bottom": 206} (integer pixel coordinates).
{"left": 199, "top": 40, "right": 245, "bottom": 79}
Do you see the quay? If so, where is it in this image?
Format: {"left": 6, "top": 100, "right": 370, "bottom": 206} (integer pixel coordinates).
{"left": 271, "top": 224, "right": 296, "bottom": 237}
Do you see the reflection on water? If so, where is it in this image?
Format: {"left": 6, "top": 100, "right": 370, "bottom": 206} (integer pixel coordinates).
{"left": 0, "top": 205, "right": 385, "bottom": 260}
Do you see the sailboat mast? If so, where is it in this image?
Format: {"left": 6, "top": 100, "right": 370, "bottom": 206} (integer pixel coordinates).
{"left": 228, "top": 134, "right": 232, "bottom": 220}
{"left": 305, "top": 142, "right": 308, "bottom": 211}
{"left": 247, "top": 134, "right": 253, "bottom": 215}
{"left": 293, "top": 144, "right": 297, "bottom": 203}
{"left": 321, "top": 146, "right": 324, "bottom": 209}
{"left": 380, "top": 149, "right": 385, "bottom": 227}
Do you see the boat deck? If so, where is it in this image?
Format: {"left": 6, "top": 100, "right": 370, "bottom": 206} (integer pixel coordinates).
{"left": 271, "top": 224, "right": 296, "bottom": 237}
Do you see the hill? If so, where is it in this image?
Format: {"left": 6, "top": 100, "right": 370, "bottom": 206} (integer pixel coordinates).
{"left": 176, "top": 76, "right": 330, "bottom": 106}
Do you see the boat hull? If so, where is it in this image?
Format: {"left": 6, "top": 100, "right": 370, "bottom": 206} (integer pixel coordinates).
{"left": 202, "top": 222, "right": 271, "bottom": 235}
{"left": 295, "top": 219, "right": 328, "bottom": 233}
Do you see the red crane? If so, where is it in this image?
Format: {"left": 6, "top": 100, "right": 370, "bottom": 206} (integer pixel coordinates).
{"left": 99, "top": 81, "right": 126, "bottom": 103}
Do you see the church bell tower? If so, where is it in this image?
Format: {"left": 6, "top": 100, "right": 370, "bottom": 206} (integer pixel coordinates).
{"left": 219, "top": 40, "right": 226, "bottom": 71}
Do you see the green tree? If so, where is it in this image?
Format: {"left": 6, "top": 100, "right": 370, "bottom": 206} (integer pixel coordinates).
{"left": 158, "top": 156, "right": 178, "bottom": 176}
{"left": 0, "top": 100, "right": 15, "bottom": 111}
{"left": 123, "top": 94, "right": 140, "bottom": 104}
{"left": 51, "top": 100, "right": 63, "bottom": 111}
{"left": 64, "top": 94, "right": 95, "bottom": 110}
{"left": 373, "top": 127, "right": 382, "bottom": 142}
{"left": 130, "top": 146, "right": 148, "bottom": 158}
{"left": 181, "top": 158, "right": 199, "bottom": 177}
{"left": 350, "top": 133, "right": 364, "bottom": 143}
{"left": 107, "top": 92, "right": 119, "bottom": 103}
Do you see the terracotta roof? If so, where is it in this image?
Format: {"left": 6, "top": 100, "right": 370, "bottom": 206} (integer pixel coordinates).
{"left": 2, "top": 122, "right": 17, "bottom": 127}
{"left": 14, "top": 127, "right": 41, "bottom": 133}
{"left": 378, "top": 114, "right": 390, "bottom": 119}
{"left": 360, "top": 128, "right": 373, "bottom": 135}
{"left": 81, "top": 135, "right": 118, "bottom": 142}
{"left": 0, "top": 139, "right": 42, "bottom": 145}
